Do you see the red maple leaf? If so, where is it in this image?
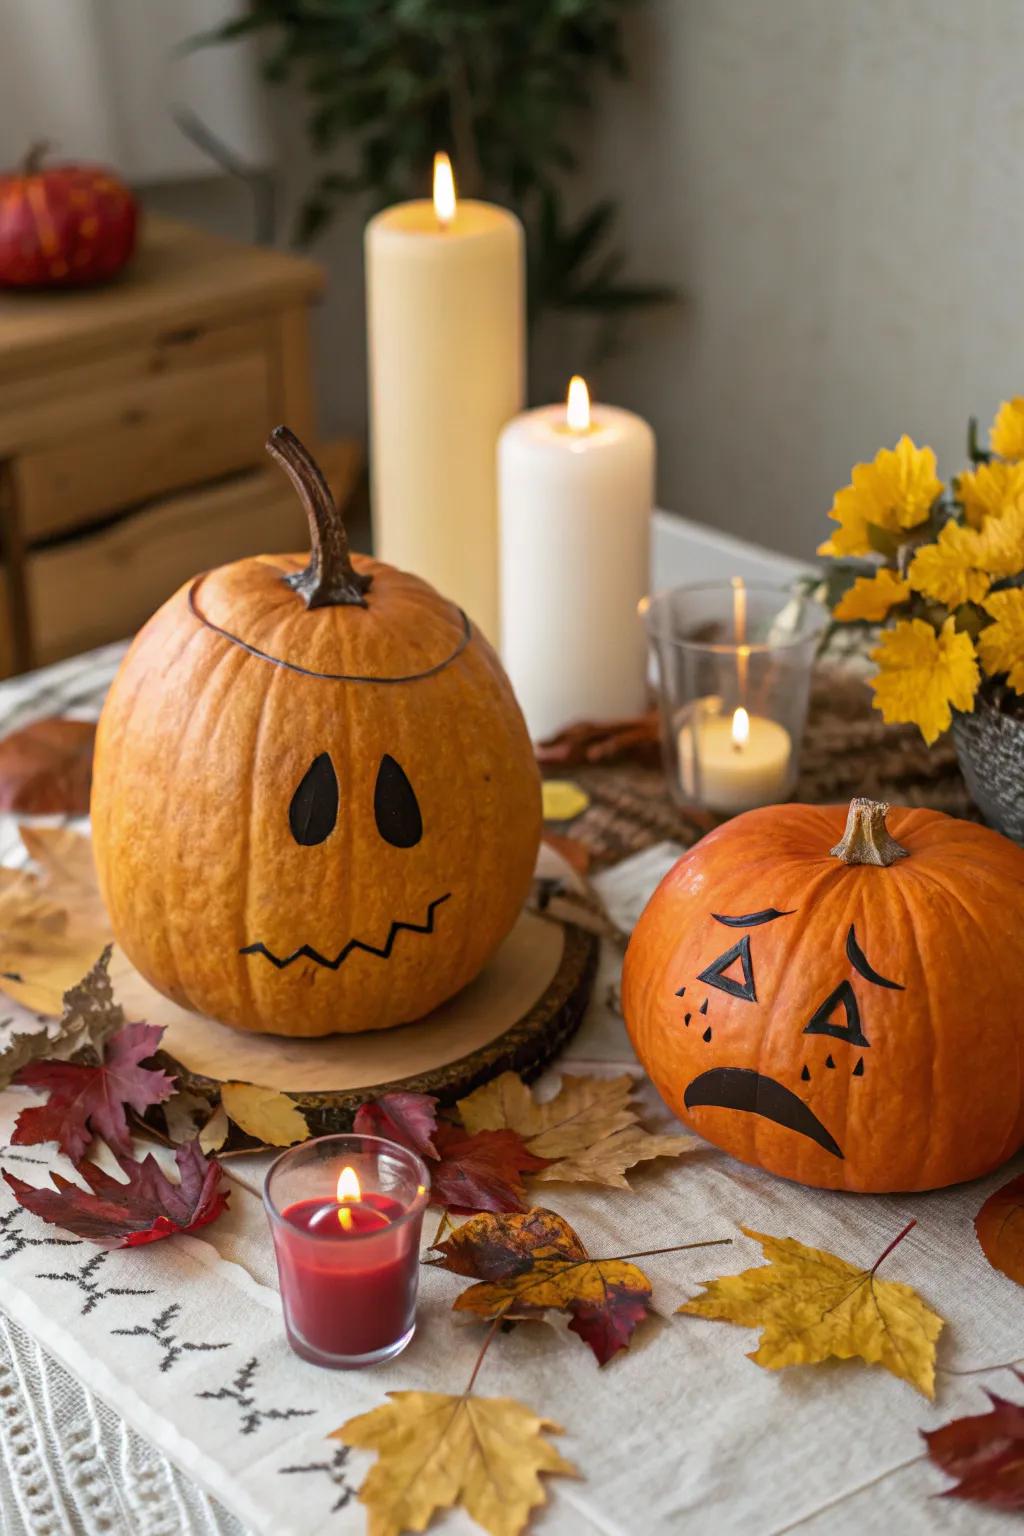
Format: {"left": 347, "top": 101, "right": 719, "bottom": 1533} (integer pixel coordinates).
{"left": 12, "top": 1022, "right": 175, "bottom": 1163}
{"left": 923, "top": 1374, "right": 1024, "bottom": 1510}
{"left": 3, "top": 1139, "right": 229, "bottom": 1249}
{"left": 354, "top": 1091, "right": 439, "bottom": 1157}
{"left": 354, "top": 1092, "right": 548, "bottom": 1213}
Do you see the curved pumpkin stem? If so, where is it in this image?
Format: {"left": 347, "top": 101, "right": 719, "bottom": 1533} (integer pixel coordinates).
{"left": 829, "top": 797, "right": 909, "bottom": 867}
{"left": 266, "top": 425, "right": 372, "bottom": 610}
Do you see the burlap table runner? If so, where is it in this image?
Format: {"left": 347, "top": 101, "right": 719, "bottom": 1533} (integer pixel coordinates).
{"left": 560, "top": 668, "right": 973, "bottom": 870}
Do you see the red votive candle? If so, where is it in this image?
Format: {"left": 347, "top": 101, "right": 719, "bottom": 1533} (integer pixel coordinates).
{"left": 264, "top": 1134, "right": 430, "bottom": 1369}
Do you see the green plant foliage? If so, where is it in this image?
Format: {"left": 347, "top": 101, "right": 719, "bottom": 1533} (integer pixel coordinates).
{"left": 200, "top": 0, "right": 673, "bottom": 324}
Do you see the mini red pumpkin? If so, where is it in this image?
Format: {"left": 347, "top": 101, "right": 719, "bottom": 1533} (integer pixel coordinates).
{"left": 0, "top": 143, "right": 138, "bottom": 288}
{"left": 91, "top": 429, "right": 541, "bottom": 1037}
{"left": 622, "top": 797, "right": 1024, "bottom": 1192}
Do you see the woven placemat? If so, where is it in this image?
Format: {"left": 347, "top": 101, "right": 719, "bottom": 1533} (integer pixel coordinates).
{"left": 560, "top": 667, "right": 973, "bottom": 869}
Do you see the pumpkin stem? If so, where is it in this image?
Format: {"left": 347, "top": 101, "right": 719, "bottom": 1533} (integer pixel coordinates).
{"left": 266, "top": 426, "right": 372, "bottom": 610}
{"left": 829, "top": 797, "right": 909, "bottom": 868}
{"left": 22, "top": 141, "right": 51, "bottom": 177}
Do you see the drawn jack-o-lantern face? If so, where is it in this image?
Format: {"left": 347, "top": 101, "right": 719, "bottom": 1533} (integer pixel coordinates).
{"left": 91, "top": 429, "right": 541, "bottom": 1038}
{"left": 622, "top": 798, "right": 1024, "bottom": 1193}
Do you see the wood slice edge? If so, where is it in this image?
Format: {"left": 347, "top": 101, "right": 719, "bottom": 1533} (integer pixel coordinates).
{"left": 160, "top": 920, "right": 600, "bottom": 1138}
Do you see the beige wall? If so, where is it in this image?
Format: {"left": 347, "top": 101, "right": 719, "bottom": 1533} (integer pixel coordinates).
{"left": 145, "top": 0, "right": 1024, "bottom": 559}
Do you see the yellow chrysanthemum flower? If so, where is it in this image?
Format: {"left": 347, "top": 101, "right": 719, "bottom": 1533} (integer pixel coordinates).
{"left": 956, "top": 459, "right": 1024, "bottom": 527}
{"left": 870, "top": 616, "right": 979, "bottom": 745}
{"left": 978, "top": 589, "right": 1024, "bottom": 694}
{"left": 907, "top": 522, "right": 991, "bottom": 608}
{"left": 973, "top": 501, "right": 1024, "bottom": 579}
{"left": 818, "top": 437, "right": 942, "bottom": 558}
{"left": 832, "top": 568, "right": 911, "bottom": 623}
{"left": 990, "top": 397, "right": 1024, "bottom": 461}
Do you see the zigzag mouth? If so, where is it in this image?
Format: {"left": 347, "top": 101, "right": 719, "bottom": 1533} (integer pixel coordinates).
{"left": 240, "top": 892, "right": 451, "bottom": 972}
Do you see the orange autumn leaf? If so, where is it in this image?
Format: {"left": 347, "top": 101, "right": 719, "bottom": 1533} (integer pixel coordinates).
{"left": 432, "top": 1207, "right": 653, "bottom": 1366}
{"left": 974, "top": 1173, "right": 1024, "bottom": 1286}
{"left": 679, "top": 1223, "right": 943, "bottom": 1397}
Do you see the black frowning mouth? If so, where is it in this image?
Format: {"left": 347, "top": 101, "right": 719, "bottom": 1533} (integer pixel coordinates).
{"left": 239, "top": 892, "right": 451, "bottom": 972}
{"left": 683, "top": 1067, "right": 843, "bottom": 1159}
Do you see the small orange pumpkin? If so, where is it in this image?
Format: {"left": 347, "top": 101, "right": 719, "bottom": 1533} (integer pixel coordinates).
{"left": 91, "top": 428, "right": 541, "bottom": 1036}
{"left": 622, "top": 797, "right": 1024, "bottom": 1192}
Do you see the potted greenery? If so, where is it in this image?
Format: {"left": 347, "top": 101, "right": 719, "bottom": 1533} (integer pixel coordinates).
{"left": 202, "top": 0, "right": 672, "bottom": 362}
{"left": 818, "top": 399, "right": 1024, "bottom": 841}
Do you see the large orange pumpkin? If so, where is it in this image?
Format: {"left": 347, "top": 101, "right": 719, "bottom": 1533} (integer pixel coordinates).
{"left": 91, "top": 428, "right": 541, "bottom": 1036}
{"left": 622, "top": 797, "right": 1024, "bottom": 1192}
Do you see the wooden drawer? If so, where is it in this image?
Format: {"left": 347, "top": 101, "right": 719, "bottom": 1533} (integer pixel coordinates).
{"left": 9, "top": 331, "right": 274, "bottom": 543}
{"left": 24, "top": 440, "right": 362, "bottom": 666}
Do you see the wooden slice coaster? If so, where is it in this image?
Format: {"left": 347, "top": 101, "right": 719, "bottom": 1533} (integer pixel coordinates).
{"left": 112, "top": 909, "right": 599, "bottom": 1135}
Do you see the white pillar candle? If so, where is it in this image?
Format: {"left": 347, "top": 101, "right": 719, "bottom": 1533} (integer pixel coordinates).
{"left": 680, "top": 704, "right": 792, "bottom": 813}
{"left": 365, "top": 153, "right": 524, "bottom": 643}
{"left": 498, "top": 377, "right": 654, "bottom": 741}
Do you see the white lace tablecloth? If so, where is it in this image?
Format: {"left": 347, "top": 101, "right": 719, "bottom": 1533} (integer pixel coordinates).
{"left": 0, "top": 648, "right": 1022, "bottom": 1536}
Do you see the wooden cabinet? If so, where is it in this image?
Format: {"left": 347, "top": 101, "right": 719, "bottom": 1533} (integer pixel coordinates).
{"left": 0, "top": 216, "right": 358, "bottom": 676}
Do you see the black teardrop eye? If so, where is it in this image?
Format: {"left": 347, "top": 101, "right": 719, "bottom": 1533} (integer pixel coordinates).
{"left": 374, "top": 755, "right": 422, "bottom": 848}
{"left": 289, "top": 753, "right": 339, "bottom": 846}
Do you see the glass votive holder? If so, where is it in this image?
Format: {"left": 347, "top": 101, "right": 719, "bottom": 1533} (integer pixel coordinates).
{"left": 640, "top": 580, "right": 827, "bottom": 815}
{"left": 264, "top": 1133, "right": 430, "bottom": 1370}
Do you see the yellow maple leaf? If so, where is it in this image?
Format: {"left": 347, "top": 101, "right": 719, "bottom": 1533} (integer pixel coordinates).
{"left": 335, "top": 1391, "right": 576, "bottom": 1536}
{"left": 973, "top": 500, "right": 1024, "bottom": 578}
{"left": 679, "top": 1226, "right": 944, "bottom": 1397}
{"left": 457, "top": 1071, "right": 697, "bottom": 1188}
{"left": 978, "top": 588, "right": 1024, "bottom": 693}
{"left": 819, "top": 437, "right": 942, "bottom": 557}
{"left": 832, "top": 568, "right": 911, "bottom": 623}
{"left": 990, "top": 397, "right": 1024, "bottom": 460}
{"left": 956, "top": 459, "right": 1024, "bottom": 527}
{"left": 870, "top": 616, "right": 979, "bottom": 744}
{"left": 907, "top": 522, "right": 991, "bottom": 607}
{"left": 219, "top": 1082, "right": 309, "bottom": 1146}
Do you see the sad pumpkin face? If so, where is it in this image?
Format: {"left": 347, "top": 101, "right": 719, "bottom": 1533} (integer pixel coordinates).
{"left": 622, "top": 798, "right": 1024, "bottom": 1193}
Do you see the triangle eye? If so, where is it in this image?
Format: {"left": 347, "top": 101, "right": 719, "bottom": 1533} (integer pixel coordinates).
{"left": 803, "top": 979, "right": 869, "bottom": 1048}
{"left": 697, "top": 935, "right": 756, "bottom": 1003}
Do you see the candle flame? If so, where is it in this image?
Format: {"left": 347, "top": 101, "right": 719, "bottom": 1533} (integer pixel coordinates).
{"left": 566, "top": 375, "right": 591, "bottom": 433}
{"left": 433, "top": 152, "right": 456, "bottom": 227}
{"left": 337, "top": 1165, "right": 361, "bottom": 1202}
{"left": 732, "top": 706, "right": 750, "bottom": 750}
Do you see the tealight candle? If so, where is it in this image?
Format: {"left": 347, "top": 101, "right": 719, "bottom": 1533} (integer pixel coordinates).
{"left": 265, "top": 1134, "right": 430, "bottom": 1369}
{"left": 642, "top": 579, "right": 827, "bottom": 816}
{"left": 679, "top": 703, "right": 792, "bottom": 813}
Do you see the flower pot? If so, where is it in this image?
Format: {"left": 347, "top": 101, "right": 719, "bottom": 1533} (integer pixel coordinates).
{"left": 952, "top": 698, "right": 1024, "bottom": 844}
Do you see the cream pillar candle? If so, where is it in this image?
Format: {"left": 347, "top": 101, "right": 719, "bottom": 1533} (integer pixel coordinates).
{"left": 365, "top": 153, "right": 524, "bottom": 642}
{"left": 498, "top": 377, "right": 654, "bottom": 741}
